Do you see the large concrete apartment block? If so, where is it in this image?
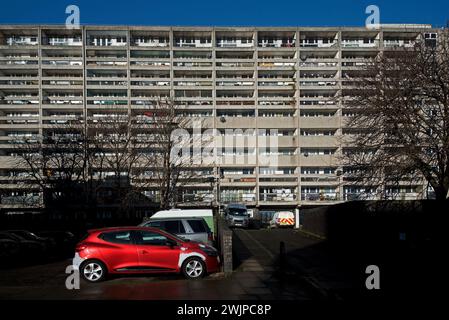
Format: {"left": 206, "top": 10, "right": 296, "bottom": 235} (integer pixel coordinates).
{"left": 0, "top": 25, "right": 438, "bottom": 212}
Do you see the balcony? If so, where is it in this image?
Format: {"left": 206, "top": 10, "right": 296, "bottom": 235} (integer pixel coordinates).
{"left": 220, "top": 193, "right": 256, "bottom": 203}
{"left": 258, "top": 117, "right": 297, "bottom": 128}
{"left": 1, "top": 195, "right": 41, "bottom": 206}
{"left": 174, "top": 38, "right": 212, "bottom": 48}
{"left": 341, "top": 39, "right": 379, "bottom": 48}
{"left": 42, "top": 60, "right": 83, "bottom": 68}
{"left": 87, "top": 36, "right": 127, "bottom": 47}
{"left": 131, "top": 37, "right": 169, "bottom": 47}
{"left": 257, "top": 31, "right": 296, "bottom": 48}
{"left": 300, "top": 39, "right": 337, "bottom": 48}
{"left": 43, "top": 37, "right": 82, "bottom": 46}
{"left": 5, "top": 36, "right": 38, "bottom": 46}
{"left": 259, "top": 192, "right": 297, "bottom": 202}
{"left": 301, "top": 192, "right": 339, "bottom": 201}
{"left": 177, "top": 192, "right": 214, "bottom": 203}
{"left": 216, "top": 38, "right": 254, "bottom": 48}
{"left": 383, "top": 39, "right": 415, "bottom": 48}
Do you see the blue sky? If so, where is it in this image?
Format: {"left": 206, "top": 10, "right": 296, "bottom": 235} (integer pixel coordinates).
{"left": 0, "top": 0, "right": 447, "bottom": 27}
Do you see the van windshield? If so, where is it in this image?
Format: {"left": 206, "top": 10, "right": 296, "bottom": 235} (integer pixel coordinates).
{"left": 229, "top": 208, "right": 247, "bottom": 216}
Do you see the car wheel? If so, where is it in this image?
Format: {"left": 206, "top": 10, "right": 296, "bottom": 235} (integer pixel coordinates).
{"left": 80, "top": 260, "right": 107, "bottom": 282}
{"left": 182, "top": 257, "right": 206, "bottom": 279}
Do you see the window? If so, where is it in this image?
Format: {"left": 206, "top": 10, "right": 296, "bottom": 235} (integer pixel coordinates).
{"left": 147, "top": 220, "right": 185, "bottom": 234}
{"left": 163, "top": 220, "right": 185, "bottom": 234}
{"left": 100, "top": 231, "right": 132, "bottom": 244}
{"left": 188, "top": 220, "right": 207, "bottom": 233}
{"left": 135, "top": 230, "right": 168, "bottom": 246}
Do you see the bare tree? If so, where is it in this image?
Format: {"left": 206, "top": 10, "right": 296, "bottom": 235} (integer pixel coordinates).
{"left": 12, "top": 99, "right": 214, "bottom": 213}
{"left": 12, "top": 123, "right": 87, "bottom": 206}
{"left": 87, "top": 110, "right": 147, "bottom": 212}
{"left": 341, "top": 30, "right": 449, "bottom": 200}
{"left": 139, "top": 99, "right": 214, "bottom": 209}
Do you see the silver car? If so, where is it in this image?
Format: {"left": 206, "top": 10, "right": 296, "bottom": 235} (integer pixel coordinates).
{"left": 224, "top": 204, "right": 249, "bottom": 228}
{"left": 140, "top": 217, "right": 213, "bottom": 246}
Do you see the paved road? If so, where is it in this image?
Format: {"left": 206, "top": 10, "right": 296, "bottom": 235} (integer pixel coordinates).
{"left": 232, "top": 228, "right": 362, "bottom": 299}
{"left": 0, "top": 259, "right": 276, "bottom": 300}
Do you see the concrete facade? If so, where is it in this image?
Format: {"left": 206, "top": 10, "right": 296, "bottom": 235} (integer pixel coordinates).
{"left": 0, "top": 25, "right": 438, "bottom": 212}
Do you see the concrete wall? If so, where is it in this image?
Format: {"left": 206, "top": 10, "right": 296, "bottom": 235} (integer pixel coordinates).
{"left": 215, "top": 216, "right": 233, "bottom": 274}
{"left": 300, "top": 201, "right": 448, "bottom": 249}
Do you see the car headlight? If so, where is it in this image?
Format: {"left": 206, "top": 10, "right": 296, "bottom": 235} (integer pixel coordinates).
{"left": 199, "top": 244, "right": 218, "bottom": 257}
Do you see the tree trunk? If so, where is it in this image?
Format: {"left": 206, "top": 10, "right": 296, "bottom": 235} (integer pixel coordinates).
{"left": 433, "top": 185, "right": 449, "bottom": 200}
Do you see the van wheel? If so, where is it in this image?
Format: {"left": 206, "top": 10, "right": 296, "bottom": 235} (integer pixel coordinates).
{"left": 80, "top": 259, "right": 107, "bottom": 282}
{"left": 182, "top": 257, "right": 206, "bottom": 279}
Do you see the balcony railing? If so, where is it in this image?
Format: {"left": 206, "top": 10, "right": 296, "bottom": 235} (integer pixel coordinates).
{"left": 220, "top": 193, "right": 256, "bottom": 203}
{"left": 341, "top": 40, "right": 379, "bottom": 48}
{"left": 217, "top": 40, "right": 254, "bottom": 48}
{"left": 301, "top": 193, "right": 339, "bottom": 201}
{"left": 43, "top": 37, "right": 82, "bottom": 46}
{"left": 177, "top": 193, "right": 215, "bottom": 203}
{"left": 5, "top": 37, "right": 38, "bottom": 46}
{"left": 131, "top": 38, "right": 170, "bottom": 47}
{"left": 174, "top": 40, "right": 212, "bottom": 48}
{"left": 1, "top": 195, "right": 41, "bottom": 205}
{"left": 258, "top": 41, "right": 295, "bottom": 48}
{"left": 383, "top": 40, "right": 415, "bottom": 48}
{"left": 300, "top": 41, "right": 337, "bottom": 48}
{"left": 259, "top": 193, "right": 297, "bottom": 202}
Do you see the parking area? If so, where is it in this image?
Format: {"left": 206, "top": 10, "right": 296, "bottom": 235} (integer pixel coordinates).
{"left": 0, "top": 228, "right": 332, "bottom": 300}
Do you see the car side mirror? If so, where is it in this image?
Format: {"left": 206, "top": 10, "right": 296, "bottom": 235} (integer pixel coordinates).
{"left": 166, "top": 239, "right": 177, "bottom": 248}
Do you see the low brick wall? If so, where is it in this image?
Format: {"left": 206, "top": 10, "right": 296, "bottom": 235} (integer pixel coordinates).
{"left": 215, "top": 216, "right": 233, "bottom": 274}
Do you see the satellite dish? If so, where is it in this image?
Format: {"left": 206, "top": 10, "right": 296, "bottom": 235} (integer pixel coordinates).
{"left": 220, "top": 116, "right": 226, "bottom": 123}
{"left": 300, "top": 55, "right": 307, "bottom": 61}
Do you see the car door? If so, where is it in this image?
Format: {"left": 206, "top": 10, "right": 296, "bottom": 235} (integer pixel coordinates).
{"left": 98, "top": 230, "right": 139, "bottom": 271}
{"left": 133, "top": 230, "right": 181, "bottom": 271}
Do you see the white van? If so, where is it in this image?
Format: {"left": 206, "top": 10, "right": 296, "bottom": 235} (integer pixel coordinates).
{"left": 148, "top": 209, "right": 214, "bottom": 234}
{"left": 269, "top": 211, "right": 295, "bottom": 228}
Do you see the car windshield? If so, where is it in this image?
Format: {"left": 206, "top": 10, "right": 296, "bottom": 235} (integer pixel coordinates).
{"left": 229, "top": 208, "right": 247, "bottom": 216}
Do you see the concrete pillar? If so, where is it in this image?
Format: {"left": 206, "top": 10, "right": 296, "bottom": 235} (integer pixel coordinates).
{"left": 295, "top": 208, "right": 300, "bottom": 228}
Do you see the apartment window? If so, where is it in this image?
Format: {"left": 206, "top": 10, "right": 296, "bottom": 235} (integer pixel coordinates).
{"left": 301, "top": 148, "right": 335, "bottom": 156}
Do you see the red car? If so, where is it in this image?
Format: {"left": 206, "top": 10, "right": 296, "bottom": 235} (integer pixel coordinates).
{"left": 73, "top": 227, "right": 220, "bottom": 282}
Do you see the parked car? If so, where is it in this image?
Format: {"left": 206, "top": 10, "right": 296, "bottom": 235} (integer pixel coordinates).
{"left": 140, "top": 217, "right": 213, "bottom": 246}
{"left": 0, "top": 236, "right": 21, "bottom": 260}
{"left": 36, "top": 231, "right": 76, "bottom": 254}
{"left": 8, "top": 230, "right": 56, "bottom": 251}
{"left": 269, "top": 211, "right": 295, "bottom": 228}
{"left": 148, "top": 209, "right": 215, "bottom": 235}
{"left": 224, "top": 203, "right": 249, "bottom": 228}
{"left": 0, "top": 232, "right": 46, "bottom": 256}
{"left": 73, "top": 226, "right": 220, "bottom": 282}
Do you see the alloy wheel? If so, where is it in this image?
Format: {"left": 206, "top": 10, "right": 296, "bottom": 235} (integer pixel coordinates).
{"left": 185, "top": 259, "right": 203, "bottom": 278}
{"left": 83, "top": 262, "right": 103, "bottom": 281}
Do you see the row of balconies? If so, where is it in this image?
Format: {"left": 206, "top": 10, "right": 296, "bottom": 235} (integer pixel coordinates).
{"left": 0, "top": 188, "right": 422, "bottom": 207}
{"left": 1, "top": 34, "right": 424, "bottom": 49}
{"left": 0, "top": 77, "right": 344, "bottom": 89}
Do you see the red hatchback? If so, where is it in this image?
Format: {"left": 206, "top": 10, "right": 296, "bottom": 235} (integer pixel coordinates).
{"left": 73, "top": 227, "right": 220, "bottom": 282}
